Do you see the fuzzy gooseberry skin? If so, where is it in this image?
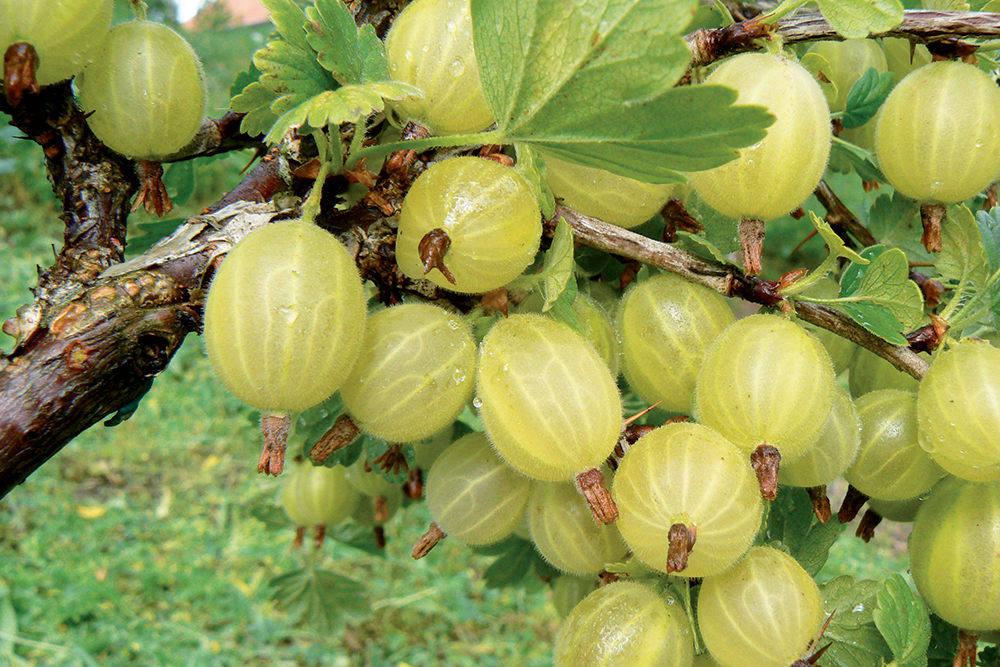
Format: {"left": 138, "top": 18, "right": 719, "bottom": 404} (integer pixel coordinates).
{"left": 616, "top": 272, "right": 736, "bottom": 413}
{"left": 340, "top": 303, "right": 476, "bottom": 443}
{"left": 845, "top": 389, "right": 946, "bottom": 500}
{"left": 917, "top": 340, "right": 1000, "bottom": 482}
{"left": 0, "top": 0, "right": 113, "bottom": 86}
{"left": 693, "top": 314, "right": 836, "bottom": 462}
{"left": 77, "top": 20, "right": 206, "bottom": 160}
{"left": 425, "top": 432, "right": 532, "bottom": 545}
{"left": 687, "top": 53, "right": 832, "bottom": 221}
{"left": 279, "top": 461, "right": 360, "bottom": 528}
{"left": 540, "top": 151, "right": 675, "bottom": 228}
{"left": 203, "top": 221, "right": 367, "bottom": 413}
{"left": 909, "top": 476, "right": 1000, "bottom": 631}
{"left": 385, "top": 0, "right": 495, "bottom": 135}
{"left": 554, "top": 581, "right": 694, "bottom": 667}
{"left": 528, "top": 475, "right": 629, "bottom": 575}
{"left": 698, "top": 546, "right": 824, "bottom": 667}
{"left": 477, "top": 314, "right": 622, "bottom": 481}
{"left": 613, "top": 422, "right": 762, "bottom": 578}
{"left": 396, "top": 157, "right": 541, "bottom": 294}
{"left": 875, "top": 61, "right": 1000, "bottom": 205}
{"left": 779, "top": 385, "right": 861, "bottom": 488}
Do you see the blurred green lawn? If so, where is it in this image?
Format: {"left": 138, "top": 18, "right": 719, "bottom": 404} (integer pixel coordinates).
{"left": 0, "top": 14, "right": 912, "bottom": 667}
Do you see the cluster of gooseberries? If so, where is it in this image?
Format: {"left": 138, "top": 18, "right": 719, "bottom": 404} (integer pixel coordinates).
{"left": 1, "top": 0, "right": 207, "bottom": 170}
{"left": 173, "top": 1, "right": 1000, "bottom": 663}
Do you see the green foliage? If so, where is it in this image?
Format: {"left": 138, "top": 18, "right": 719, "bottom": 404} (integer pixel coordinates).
{"left": 470, "top": 0, "right": 774, "bottom": 183}
{"left": 819, "top": 576, "right": 894, "bottom": 667}
{"left": 759, "top": 487, "right": 844, "bottom": 576}
{"left": 230, "top": 0, "right": 419, "bottom": 142}
{"left": 817, "top": 0, "right": 904, "bottom": 38}
{"left": 472, "top": 537, "right": 560, "bottom": 589}
{"left": 268, "top": 566, "right": 370, "bottom": 631}
{"left": 873, "top": 574, "right": 931, "bottom": 667}
{"left": 842, "top": 68, "right": 895, "bottom": 129}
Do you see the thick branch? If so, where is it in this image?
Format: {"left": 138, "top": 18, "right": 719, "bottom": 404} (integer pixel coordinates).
{"left": 555, "top": 205, "right": 930, "bottom": 380}
{"left": 687, "top": 9, "right": 1000, "bottom": 68}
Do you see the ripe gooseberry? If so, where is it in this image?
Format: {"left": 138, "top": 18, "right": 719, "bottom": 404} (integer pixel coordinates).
{"left": 77, "top": 20, "right": 206, "bottom": 160}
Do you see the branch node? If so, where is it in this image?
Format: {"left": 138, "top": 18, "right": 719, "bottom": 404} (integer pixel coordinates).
{"left": 837, "top": 484, "right": 870, "bottom": 523}
{"left": 807, "top": 486, "right": 832, "bottom": 523}
{"left": 310, "top": 413, "right": 360, "bottom": 463}
{"left": 412, "top": 522, "right": 446, "bottom": 559}
{"left": 666, "top": 522, "right": 697, "bottom": 573}
{"left": 258, "top": 412, "right": 290, "bottom": 476}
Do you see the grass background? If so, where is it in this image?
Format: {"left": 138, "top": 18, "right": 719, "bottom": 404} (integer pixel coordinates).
{"left": 0, "top": 9, "right": 911, "bottom": 667}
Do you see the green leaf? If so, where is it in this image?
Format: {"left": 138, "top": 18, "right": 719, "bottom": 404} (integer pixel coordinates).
{"left": 976, "top": 207, "right": 1000, "bottom": 271}
{"left": 250, "top": 503, "right": 291, "bottom": 530}
{"left": 816, "top": 0, "right": 904, "bottom": 39}
{"left": 269, "top": 567, "right": 370, "bottom": 631}
{"left": 800, "top": 51, "right": 839, "bottom": 107}
{"left": 515, "top": 143, "right": 556, "bottom": 218}
{"left": 261, "top": 0, "right": 311, "bottom": 52}
{"left": 868, "top": 192, "right": 931, "bottom": 265}
{"left": 939, "top": 205, "right": 988, "bottom": 289}
{"left": 472, "top": 0, "right": 775, "bottom": 183}
{"left": 263, "top": 81, "right": 420, "bottom": 144}
{"left": 548, "top": 275, "right": 582, "bottom": 333}
{"left": 831, "top": 136, "right": 884, "bottom": 183}
{"left": 230, "top": 81, "right": 280, "bottom": 137}
{"left": 926, "top": 614, "right": 959, "bottom": 667}
{"left": 674, "top": 230, "right": 735, "bottom": 265}
{"left": 842, "top": 68, "right": 895, "bottom": 129}
{"left": 256, "top": 40, "right": 332, "bottom": 106}
{"left": 814, "top": 213, "right": 868, "bottom": 268}
{"left": 476, "top": 537, "right": 558, "bottom": 588}
{"left": 837, "top": 246, "right": 925, "bottom": 343}
{"left": 760, "top": 487, "right": 844, "bottom": 575}
{"left": 304, "top": 0, "right": 391, "bottom": 84}
{"left": 819, "top": 576, "right": 894, "bottom": 667}
{"left": 541, "top": 220, "right": 575, "bottom": 311}
{"left": 327, "top": 525, "right": 388, "bottom": 558}
{"left": 873, "top": 573, "right": 931, "bottom": 667}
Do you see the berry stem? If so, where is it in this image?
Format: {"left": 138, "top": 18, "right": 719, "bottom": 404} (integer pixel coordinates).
{"left": 373, "top": 495, "right": 389, "bottom": 523}
{"left": 806, "top": 486, "right": 832, "bottom": 523}
{"left": 856, "top": 509, "right": 883, "bottom": 543}
{"left": 575, "top": 468, "right": 619, "bottom": 525}
{"left": 837, "top": 484, "right": 870, "bottom": 523}
{"left": 750, "top": 444, "right": 781, "bottom": 500}
{"left": 412, "top": 522, "right": 446, "bottom": 559}
{"left": 258, "top": 412, "right": 290, "bottom": 476}
{"left": 953, "top": 629, "right": 979, "bottom": 667}
{"left": 920, "top": 203, "right": 946, "bottom": 253}
{"left": 739, "top": 218, "right": 766, "bottom": 276}
{"left": 3, "top": 43, "right": 39, "bottom": 107}
{"left": 310, "top": 413, "right": 361, "bottom": 463}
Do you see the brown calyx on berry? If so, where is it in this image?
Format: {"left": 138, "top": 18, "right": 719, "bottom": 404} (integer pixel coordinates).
{"left": 751, "top": 444, "right": 781, "bottom": 500}
{"left": 4, "top": 42, "right": 39, "bottom": 107}
{"left": 132, "top": 160, "right": 174, "bottom": 216}
{"left": 412, "top": 522, "right": 446, "bottom": 559}
{"left": 575, "top": 467, "right": 618, "bottom": 525}
{"left": 666, "top": 523, "right": 697, "bottom": 574}
{"left": 739, "top": 218, "right": 766, "bottom": 276}
{"left": 373, "top": 495, "right": 389, "bottom": 523}
{"left": 419, "top": 228, "right": 457, "bottom": 284}
{"left": 855, "top": 509, "right": 883, "bottom": 543}
{"left": 258, "top": 412, "right": 290, "bottom": 476}
{"left": 920, "top": 203, "right": 946, "bottom": 253}
{"left": 837, "top": 484, "right": 870, "bottom": 523}
{"left": 954, "top": 629, "right": 979, "bottom": 667}
{"left": 404, "top": 467, "right": 424, "bottom": 500}
{"left": 310, "top": 413, "right": 361, "bottom": 463}
{"left": 372, "top": 444, "right": 409, "bottom": 475}
{"left": 807, "top": 486, "right": 832, "bottom": 523}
